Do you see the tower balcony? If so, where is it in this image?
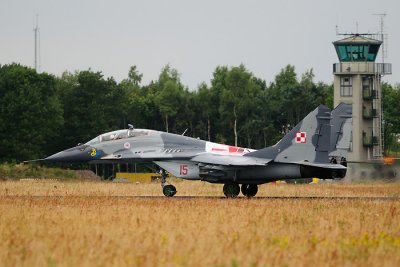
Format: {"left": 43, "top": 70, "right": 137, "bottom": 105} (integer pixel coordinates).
{"left": 363, "top": 89, "right": 377, "bottom": 100}
{"left": 362, "top": 108, "right": 377, "bottom": 119}
{"left": 363, "top": 135, "right": 378, "bottom": 147}
{"left": 333, "top": 62, "right": 392, "bottom": 75}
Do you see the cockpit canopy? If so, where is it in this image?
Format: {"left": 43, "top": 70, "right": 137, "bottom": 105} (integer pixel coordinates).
{"left": 85, "top": 129, "right": 151, "bottom": 145}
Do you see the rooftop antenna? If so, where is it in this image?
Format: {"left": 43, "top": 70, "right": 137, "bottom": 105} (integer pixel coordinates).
{"left": 33, "top": 14, "right": 40, "bottom": 72}
{"left": 335, "top": 22, "right": 370, "bottom": 37}
{"left": 373, "top": 12, "right": 387, "bottom": 64}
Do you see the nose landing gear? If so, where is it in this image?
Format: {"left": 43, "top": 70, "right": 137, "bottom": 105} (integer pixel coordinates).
{"left": 163, "top": 184, "right": 177, "bottom": 197}
{"left": 160, "top": 169, "right": 176, "bottom": 197}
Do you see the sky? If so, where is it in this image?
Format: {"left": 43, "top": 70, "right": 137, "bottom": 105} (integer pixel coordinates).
{"left": 1, "top": 0, "right": 399, "bottom": 89}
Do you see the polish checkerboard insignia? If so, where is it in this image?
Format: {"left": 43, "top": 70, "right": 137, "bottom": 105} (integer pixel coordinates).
{"left": 295, "top": 132, "right": 306, "bottom": 143}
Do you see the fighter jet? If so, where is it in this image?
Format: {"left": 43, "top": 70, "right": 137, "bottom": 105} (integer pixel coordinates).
{"left": 38, "top": 104, "right": 351, "bottom": 197}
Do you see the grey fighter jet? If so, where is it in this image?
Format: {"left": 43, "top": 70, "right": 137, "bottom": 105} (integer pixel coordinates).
{"left": 40, "top": 104, "right": 352, "bottom": 197}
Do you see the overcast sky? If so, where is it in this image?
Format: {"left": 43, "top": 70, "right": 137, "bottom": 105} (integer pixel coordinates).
{"left": 1, "top": 0, "right": 398, "bottom": 89}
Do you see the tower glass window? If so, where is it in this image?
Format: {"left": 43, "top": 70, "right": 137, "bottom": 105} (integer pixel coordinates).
{"left": 333, "top": 36, "right": 382, "bottom": 62}
{"left": 336, "top": 45, "right": 366, "bottom": 61}
{"left": 367, "top": 44, "right": 380, "bottom": 61}
{"left": 340, "top": 76, "right": 352, "bottom": 96}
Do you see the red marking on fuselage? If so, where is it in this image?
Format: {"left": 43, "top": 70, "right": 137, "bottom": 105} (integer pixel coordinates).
{"left": 211, "top": 148, "right": 227, "bottom": 152}
{"left": 229, "top": 146, "right": 239, "bottom": 153}
{"left": 207, "top": 142, "right": 253, "bottom": 155}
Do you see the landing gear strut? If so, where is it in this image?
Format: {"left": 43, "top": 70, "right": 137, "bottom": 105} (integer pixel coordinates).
{"left": 160, "top": 169, "right": 176, "bottom": 197}
{"left": 241, "top": 184, "right": 258, "bottom": 197}
{"left": 223, "top": 183, "right": 240, "bottom": 198}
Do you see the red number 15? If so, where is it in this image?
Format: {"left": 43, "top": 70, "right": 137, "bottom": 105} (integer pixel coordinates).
{"left": 180, "top": 164, "right": 188, "bottom": 175}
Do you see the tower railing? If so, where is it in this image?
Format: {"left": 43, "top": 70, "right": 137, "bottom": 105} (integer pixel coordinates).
{"left": 333, "top": 62, "right": 392, "bottom": 75}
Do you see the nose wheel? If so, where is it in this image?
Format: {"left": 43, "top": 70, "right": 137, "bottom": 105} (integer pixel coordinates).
{"left": 163, "top": 184, "right": 177, "bottom": 197}
{"left": 160, "top": 169, "right": 177, "bottom": 197}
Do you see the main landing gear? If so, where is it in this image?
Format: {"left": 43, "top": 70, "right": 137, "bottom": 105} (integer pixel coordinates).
{"left": 161, "top": 169, "right": 177, "bottom": 197}
{"left": 223, "top": 183, "right": 240, "bottom": 197}
{"left": 223, "top": 183, "right": 258, "bottom": 198}
{"left": 241, "top": 184, "right": 258, "bottom": 197}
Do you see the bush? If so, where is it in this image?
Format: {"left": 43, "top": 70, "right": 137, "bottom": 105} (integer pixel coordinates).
{"left": 0, "top": 163, "right": 79, "bottom": 180}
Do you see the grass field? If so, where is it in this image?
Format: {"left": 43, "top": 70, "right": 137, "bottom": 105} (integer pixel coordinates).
{"left": 1, "top": 180, "right": 400, "bottom": 267}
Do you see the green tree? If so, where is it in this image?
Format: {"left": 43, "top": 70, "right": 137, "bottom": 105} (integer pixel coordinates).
{"left": 60, "top": 70, "right": 124, "bottom": 147}
{"left": 382, "top": 82, "right": 400, "bottom": 154}
{"left": 154, "top": 65, "right": 184, "bottom": 132}
{"left": 213, "top": 64, "right": 263, "bottom": 146}
{"left": 209, "top": 66, "right": 229, "bottom": 143}
{"left": 267, "top": 65, "right": 333, "bottom": 136}
{"left": 120, "top": 66, "right": 146, "bottom": 128}
{"left": 0, "top": 64, "right": 63, "bottom": 162}
{"left": 196, "top": 83, "right": 213, "bottom": 140}
{"left": 127, "top": 65, "right": 143, "bottom": 85}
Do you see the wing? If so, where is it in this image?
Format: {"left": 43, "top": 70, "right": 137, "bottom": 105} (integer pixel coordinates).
{"left": 98, "top": 147, "right": 272, "bottom": 166}
{"left": 152, "top": 153, "right": 272, "bottom": 180}
{"left": 190, "top": 153, "right": 272, "bottom": 166}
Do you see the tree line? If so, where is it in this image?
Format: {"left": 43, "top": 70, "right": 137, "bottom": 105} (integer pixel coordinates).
{"left": 0, "top": 63, "right": 399, "bottom": 163}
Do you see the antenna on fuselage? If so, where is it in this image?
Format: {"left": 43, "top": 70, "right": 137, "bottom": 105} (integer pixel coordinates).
{"left": 181, "top": 128, "right": 188, "bottom": 136}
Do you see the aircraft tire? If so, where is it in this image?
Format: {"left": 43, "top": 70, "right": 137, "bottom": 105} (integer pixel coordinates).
{"left": 241, "top": 184, "right": 258, "bottom": 197}
{"left": 163, "top": 185, "right": 177, "bottom": 197}
{"left": 223, "top": 183, "right": 240, "bottom": 198}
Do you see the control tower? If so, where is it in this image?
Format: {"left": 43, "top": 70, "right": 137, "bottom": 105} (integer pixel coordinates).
{"left": 332, "top": 34, "right": 392, "bottom": 162}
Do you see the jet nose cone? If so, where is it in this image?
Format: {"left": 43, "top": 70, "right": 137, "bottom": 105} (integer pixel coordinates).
{"left": 46, "top": 145, "right": 96, "bottom": 163}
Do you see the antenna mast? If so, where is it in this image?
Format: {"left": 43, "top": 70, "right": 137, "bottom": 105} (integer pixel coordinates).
{"left": 34, "top": 14, "right": 40, "bottom": 72}
{"left": 373, "top": 12, "right": 387, "bottom": 64}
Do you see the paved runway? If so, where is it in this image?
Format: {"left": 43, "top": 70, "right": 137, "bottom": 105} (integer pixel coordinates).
{"left": 1, "top": 195, "right": 399, "bottom": 201}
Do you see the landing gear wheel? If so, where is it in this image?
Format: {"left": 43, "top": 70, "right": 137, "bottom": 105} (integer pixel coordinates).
{"left": 160, "top": 169, "right": 176, "bottom": 197}
{"left": 163, "top": 184, "right": 177, "bottom": 197}
{"left": 241, "top": 184, "right": 258, "bottom": 197}
{"left": 223, "top": 183, "right": 240, "bottom": 198}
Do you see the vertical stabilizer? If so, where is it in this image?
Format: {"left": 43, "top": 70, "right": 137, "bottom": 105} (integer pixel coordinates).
{"left": 246, "top": 105, "right": 332, "bottom": 163}
{"left": 329, "top": 103, "right": 352, "bottom": 159}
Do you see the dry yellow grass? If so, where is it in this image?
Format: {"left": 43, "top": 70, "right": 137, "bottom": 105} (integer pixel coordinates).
{"left": 1, "top": 180, "right": 400, "bottom": 267}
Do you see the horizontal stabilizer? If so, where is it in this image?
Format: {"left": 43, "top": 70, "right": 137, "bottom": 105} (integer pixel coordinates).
{"left": 296, "top": 161, "right": 347, "bottom": 170}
